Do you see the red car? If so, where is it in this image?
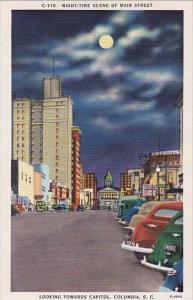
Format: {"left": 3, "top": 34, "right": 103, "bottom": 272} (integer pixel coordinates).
{"left": 121, "top": 202, "right": 183, "bottom": 261}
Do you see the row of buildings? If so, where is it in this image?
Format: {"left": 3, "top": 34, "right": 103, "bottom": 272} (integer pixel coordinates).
{"left": 12, "top": 74, "right": 99, "bottom": 209}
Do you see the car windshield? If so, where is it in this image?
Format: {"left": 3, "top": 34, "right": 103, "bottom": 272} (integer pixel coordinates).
{"left": 154, "top": 209, "right": 179, "bottom": 218}
{"left": 174, "top": 216, "right": 183, "bottom": 225}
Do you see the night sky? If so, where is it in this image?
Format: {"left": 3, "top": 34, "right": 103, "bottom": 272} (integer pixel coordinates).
{"left": 12, "top": 10, "right": 183, "bottom": 187}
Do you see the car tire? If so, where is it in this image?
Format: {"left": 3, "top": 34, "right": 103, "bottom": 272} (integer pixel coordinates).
{"left": 134, "top": 252, "right": 147, "bottom": 262}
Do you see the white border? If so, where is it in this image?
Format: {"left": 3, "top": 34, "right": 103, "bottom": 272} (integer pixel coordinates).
{"left": 0, "top": 1, "right": 192, "bottom": 300}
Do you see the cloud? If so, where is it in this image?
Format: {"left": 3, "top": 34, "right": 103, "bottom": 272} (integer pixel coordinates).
{"left": 116, "top": 100, "right": 156, "bottom": 113}
{"left": 118, "top": 27, "right": 160, "bottom": 48}
{"left": 133, "top": 69, "right": 179, "bottom": 84}
{"left": 93, "top": 116, "right": 122, "bottom": 130}
{"left": 109, "top": 11, "right": 141, "bottom": 26}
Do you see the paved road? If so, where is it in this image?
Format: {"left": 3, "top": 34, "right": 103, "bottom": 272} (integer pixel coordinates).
{"left": 11, "top": 210, "right": 163, "bottom": 292}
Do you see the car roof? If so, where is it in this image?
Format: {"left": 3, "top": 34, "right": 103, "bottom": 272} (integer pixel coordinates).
{"left": 150, "top": 201, "right": 183, "bottom": 214}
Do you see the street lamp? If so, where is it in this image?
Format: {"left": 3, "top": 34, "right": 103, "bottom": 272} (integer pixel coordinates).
{"left": 156, "top": 165, "right": 161, "bottom": 201}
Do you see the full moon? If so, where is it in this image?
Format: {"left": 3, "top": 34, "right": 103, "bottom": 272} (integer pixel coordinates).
{"left": 99, "top": 34, "right": 114, "bottom": 49}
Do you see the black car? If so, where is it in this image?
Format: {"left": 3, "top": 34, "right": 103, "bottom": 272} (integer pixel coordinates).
{"left": 77, "top": 205, "right": 85, "bottom": 211}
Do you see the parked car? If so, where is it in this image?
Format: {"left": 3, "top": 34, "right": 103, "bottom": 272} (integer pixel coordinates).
{"left": 127, "top": 201, "right": 161, "bottom": 238}
{"left": 141, "top": 211, "right": 183, "bottom": 273}
{"left": 121, "top": 202, "right": 183, "bottom": 261}
{"left": 36, "top": 200, "right": 47, "bottom": 212}
{"left": 11, "top": 204, "right": 20, "bottom": 216}
{"left": 115, "top": 196, "right": 145, "bottom": 221}
{"left": 118, "top": 204, "right": 144, "bottom": 226}
{"left": 159, "top": 259, "right": 183, "bottom": 292}
{"left": 56, "top": 203, "right": 67, "bottom": 212}
{"left": 77, "top": 205, "right": 85, "bottom": 211}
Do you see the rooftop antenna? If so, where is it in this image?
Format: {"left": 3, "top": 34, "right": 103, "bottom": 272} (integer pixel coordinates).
{"left": 53, "top": 57, "right": 55, "bottom": 77}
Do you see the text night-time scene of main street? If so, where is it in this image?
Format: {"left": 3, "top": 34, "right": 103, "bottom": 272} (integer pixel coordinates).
{"left": 11, "top": 10, "right": 183, "bottom": 292}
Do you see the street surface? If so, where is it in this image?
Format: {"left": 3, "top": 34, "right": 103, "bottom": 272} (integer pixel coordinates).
{"left": 11, "top": 210, "right": 163, "bottom": 292}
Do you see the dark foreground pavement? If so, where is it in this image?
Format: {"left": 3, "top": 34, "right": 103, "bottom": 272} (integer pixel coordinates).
{"left": 11, "top": 210, "right": 163, "bottom": 292}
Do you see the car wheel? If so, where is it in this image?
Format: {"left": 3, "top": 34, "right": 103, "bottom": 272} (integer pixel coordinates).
{"left": 134, "top": 252, "right": 147, "bottom": 262}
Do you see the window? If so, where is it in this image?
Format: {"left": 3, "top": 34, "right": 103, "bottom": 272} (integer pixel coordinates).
{"left": 22, "top": 157, "right": 24, "bottom": 161}
{"left": 22, "top": 137, "right": 24, "bottom": 141}
{"left": 56, "top": 155, "right": 58, "bottom": 160}
{"left": 56, "top": 142, "right": 58, "bottom": 147}
{"left": 22, "top": 103, "right": 24, "bottom": 107}
{"left": 22, "top": 144, "right": 24, "bottom": 148}
{"left": 17, "top": 124, "right": 19, "bottom": 128}
{"left": 175, "top": 216, "right": 183, "bottom": 225}
{"left": 17, "top": 137, "right": 19, "bottom": 141}
{"left": 22, "top": 130, "right": 24, "bottom": 134}
{"left": 25, "top": 174, "right": 27, "bottom": 182}
{"left": 56, "top": 122, "right": 59, "bottom": 126}
{"left": 56, "top": 128, "right": 59, "bottom": 134}
{"left": 56, "top": 135, "right": 59, "bottom": 140}
{"left": 17, "top": 130, "right": 19, "bottom": 134}
{"left": 29, "top": 177, "right": 31, "bottom": 184}
{"left": 17, "top": 103, "right": 20, "bottom": 108}
{"left": 17, "top": 143, "right": 19, "bottom": 148}
{"left": 56, "top": 114, "right": 59, "bottom": 118}
{"left": 17, "top": 110, "right": 20, "bottom": 114}
{"left": 154, "top": 209, "right": 179, "bottom": 218}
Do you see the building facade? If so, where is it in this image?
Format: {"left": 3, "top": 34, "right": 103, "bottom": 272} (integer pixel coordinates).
{"left": 12, "top": 75, "right": 73, "bottom": 202}
{"left": 80, "top": 188, "right": 94, "bottom": 207}
{"left": 174, "top": 94, "right": 183, "bottom": 190}
{"left": 71, "top": 126, "right": 81, "bottom": 208}
{"left": 11, "top": 160, "right": 34, "bottom": 204}
{"left": 143, "top": 151, "right": 181, "bottom": 200}
{"left": 33, "top": 163, "right": 49, "bottom": 202}
{"left": 83, "top": 173, "right": 97, "bottom": 199}
{"left": 98, "top": 170, "right": 119, "bottom": 209}
{"left": 120, "top": 169, "right": 144, "bottom": 196}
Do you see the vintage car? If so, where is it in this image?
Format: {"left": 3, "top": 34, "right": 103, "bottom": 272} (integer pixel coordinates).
{"left": 126, "top": 201, "right": 161, "bottom": 237}
{"left": 11, "top": 204, "right": 21, "bottom": 216}
{"left": 159, "top": 259, "right": 183, "bottom": 292}
{"left": 115, "top": 196, "right": 145, "bottom": 221}
{"left": 141, "top": 211, "right": 183, "bottom": 273}
{"left": 121, "top": 202, "right": 183, "bottom": 261}
{"left": 118, "top": 201, "right": 145, "bottom": 226}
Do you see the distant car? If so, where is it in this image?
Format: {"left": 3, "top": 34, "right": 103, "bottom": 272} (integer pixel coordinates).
{"left": 159, "top": 259, "right": 183, "bottom": 292}
{"left": 56, "top": 203, "right": 67, "bottom": 212}
{"left": 11, "top": 204, "right": 20, "bottom": 216}
{"left": 141, "top": 211, "right": 183, "bottom": 273}
{"left": 121, "top": 202, "right": 183, "bottom": 261}
{"left": 77, "top": 205, "right": 85, "bottom": 211}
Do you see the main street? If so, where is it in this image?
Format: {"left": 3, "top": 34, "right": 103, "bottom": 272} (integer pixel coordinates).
{"left": 12, "top": 210, "right": 163, "bottom": 292}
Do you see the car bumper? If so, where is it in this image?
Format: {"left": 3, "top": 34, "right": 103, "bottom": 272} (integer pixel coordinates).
{"left": 141, "top": 256, "right": 173, "bottom": 273}
{"left": 121, "top": 241, "right": 153, "bottom": 254}
{"left": 118, "top": 220, "right": 127, "bottom": 225}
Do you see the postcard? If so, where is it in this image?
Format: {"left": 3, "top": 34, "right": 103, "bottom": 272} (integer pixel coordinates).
{"left": 0, "top": 1, "right": 192, "bottom": 300}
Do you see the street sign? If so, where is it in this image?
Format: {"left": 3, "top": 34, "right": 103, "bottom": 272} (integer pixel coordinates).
{"left": 143, "top": 184, "right": 156, "bottom": 197}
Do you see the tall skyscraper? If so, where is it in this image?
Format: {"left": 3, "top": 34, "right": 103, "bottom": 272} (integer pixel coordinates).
{"left": 42, "top": 76, "right": 73, "bottom": 199}
{"left": 12, "top": 74, "right": 73, "bottom": 201}
{"left": 71, "top": 126, "right": 81, "bottom": 208}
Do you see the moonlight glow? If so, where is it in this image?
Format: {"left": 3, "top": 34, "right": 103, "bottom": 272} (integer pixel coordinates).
{"left": 99, "top": 34, "right": 114, "bottom": 49}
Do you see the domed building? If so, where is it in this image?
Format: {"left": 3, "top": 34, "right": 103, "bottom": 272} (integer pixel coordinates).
{"left": 98, "top": 170, "right": 120, "bottom": 209}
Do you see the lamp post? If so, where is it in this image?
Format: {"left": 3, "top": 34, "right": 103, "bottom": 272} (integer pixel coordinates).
{"left": 156, "top": 165, "right": 161, "bottom": 201}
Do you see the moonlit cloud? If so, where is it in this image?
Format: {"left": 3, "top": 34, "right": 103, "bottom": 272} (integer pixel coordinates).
{"left": 118, "top": 27, "right": 160, "bottom": 48}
